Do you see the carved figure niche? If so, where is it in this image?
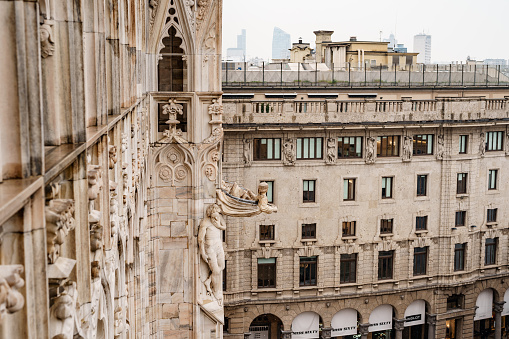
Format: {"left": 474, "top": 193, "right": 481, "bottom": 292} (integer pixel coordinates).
{"left": 158, "top": 26, "right": 186, "bottom": 92}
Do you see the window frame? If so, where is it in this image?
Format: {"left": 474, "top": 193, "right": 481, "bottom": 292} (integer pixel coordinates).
{"left": 340, "top": 253, "right": 357, "bottom": 284}
{"left": 259, "top": 224, "right": 275, "bottom": 241}
{"left": 487, "top": 208, "right": 498, "bottom": 223}
{"left": 381, "top": 177, "right": 393, "bottom": 199}
{"left": 303, "top": 180, "right": 316, "bottom": 203}
{"left": 257, "top": 258, "right": 276, "bottom": 288}
{"left": 485, "top": 238, "right": 497, "bottom": 266}
{"left": 343, "top": 178, "right": 356, "bottom": 201}
{"left": 253, "top": 138, "right": 282, "bottom": 161}
{"left": 301, "top": 223, "right": 317, "bottom": 240}
{"left": 413, "top": 247, "right": 428, "bottom": 276}
{"left": 455, "top": 211, "right": 466, "bottom": 227}
{"left": 378, "top": 250, "right": 394, "bottom": 280}
{"left": 377, "top": 135, "right": 400, "bottom": 157}
{"left": 338, "top": 136, "right": 363, "bottom": 158}
{"left": 342, "top": 221, "right": 356, "bottom": 237}
{"left": 488, "top": 169, "right": 498, "bottom": 190}
{"left": 264, "top": 181, "right": 275, "bottom": 203}
{"left": 413, "top": 134, "right": 434, "bottom": 156}
{"left": 485, "top": 131, "right": 504, "bottom": 151}
{"left": 299, "top": 256, "right": 318, "bottom": 286}
{"left": 416, "top": 216, "right": 428, "bottom": 231}
{"left": 417, "top": 175, "right": 428, "bottom": 196}
{"left": 296, "top": 137, "right": 323, "bottom": 160}
{"left": 454, "top": 244, "right": 466, "bottom": 271}
{"left": 456, "top": 173, "right": 468, "bottom": 194}
{"left": 459, "top": 135, "right": 468, "bottom": 154}
{"left": 380, "top": 218, "right": 394, "bottom": 234}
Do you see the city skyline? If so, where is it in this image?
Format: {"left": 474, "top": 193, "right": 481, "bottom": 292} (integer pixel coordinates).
{"left": 222, "top": 0, "right": 509, "bottom": 63}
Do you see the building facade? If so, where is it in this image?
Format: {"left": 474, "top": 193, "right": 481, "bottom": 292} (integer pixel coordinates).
{"left": 227, "top": 29, "right": 247, "bottom": 62}
{"left": 414, "top": 34, "right": 432, "bottom": 64}
{"left": 221, "top": 87, "right": 509, "bottom": 339}
{"left": 272, "top": 27, "right": 291, "bottom": 61}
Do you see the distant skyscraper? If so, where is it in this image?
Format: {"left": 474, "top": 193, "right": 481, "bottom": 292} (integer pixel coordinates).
{"left": 383, "top": 33, "right": 397, "bottom": 49}
{"left": 227, "top": 29, "right": 247, "bottom": 62}
{"left": 272, "top": 27, "right": 291, "bottom": 60}
{"left": 413, "top": 33, "right": 432, "bottom": 64}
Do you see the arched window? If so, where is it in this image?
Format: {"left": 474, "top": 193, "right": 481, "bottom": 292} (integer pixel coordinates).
{"left": 158, "top": 26, "right": 186, "bottom": 91}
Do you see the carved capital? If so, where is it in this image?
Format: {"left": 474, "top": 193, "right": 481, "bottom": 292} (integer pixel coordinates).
{"left": 0, "top": 265, "right": 25, "bottom": 317}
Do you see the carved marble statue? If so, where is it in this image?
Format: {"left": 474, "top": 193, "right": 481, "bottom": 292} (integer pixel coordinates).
{"left": 326, "top": 138, "right": 336, "bottom": 164}
{"left": 198, "top": 204, "right": 226, "bottom": 304}
{"left": 479, "top": 132, "right": 486, "bottom": 156}
{"left": 243, "top": 139, "right": 252, "bottom": 165}
{"left": 109, "top": 145, "right": 118, "bottom": 169}
{"left": 283, "top": 138, "right": 295, "bottom": 165}
{"left": 402, "top": 136, "right": 412, "bottom": 162}
{"left": 436, "top": 135, "right": 445, "bottom": 160}
{"left": 366, "top": 137, "right": 376, "bottom": 164}
{"left": 40, "top": 21, "right": 55, "bottom": 58}
{"left": 46, "top": 199, "right": 75, "bottom": 264}
{"left": 49, "top": 282, "right": 77, "bottom": 339}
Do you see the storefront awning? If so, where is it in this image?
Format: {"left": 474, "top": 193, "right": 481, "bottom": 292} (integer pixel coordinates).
{"left": 331, "top": 308, "right": 357, "bottom": 337}
{"left": 404, "top": 300, "right": 425, "bottom": 327}
{"left": 369, "top": 305, "right": 393, "bottom": 332}
{"left": 474, "top": 289, "right": 493, "bottom": 321}
{"left": 292, "top": 312, "right": 320, "bottom": 339}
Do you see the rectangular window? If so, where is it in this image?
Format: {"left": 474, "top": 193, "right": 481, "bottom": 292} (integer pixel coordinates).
{"left": 413, "top": 134, "right": 434, "bottom": 155}
{"left": 299, "top": 256, "right": 317, "bottom": 286}
{"left": 457, "top": 173, "right": 468, "bottom": 194}
{"left": 382, "top": 177, "right": 393, "bottom": 199}
{"left": 447, "top": 294, "right": 463, "bottom": 310}
{"left": 380, "top": 219, "right": 394, "bottom": 234}
{"left": 377, "top": 136, "right": 400, "bottom": 157}
{"left": 487, "top": 208, "right": 497, "bottom": 223}
{"left": 455, "top": 211, "right": 466, "bottom": 226}
{"left": 265, "top": 181, "right": 275, "bottom": 203}
{"left": 485, "top": 238, "right": 497, "bottom": 266}
{"left": 459, "top": 135, "right": 468, "bottom": 154}
{"left": 343, "top": 179, "right": 356, "bottom": 201}
{"left": 338, "top": 137, "right": 363, "bottom": 158}
{"left": 259, "top": 225, "right": 275, "bottom": 241}
{"left": 454, "top": 244, "right": 466, "bottom": 271}
{"left": 297, "top": 137, "right": 323, "bottom": 159}
{"left": 303, "top": 180, "right": 316, "bottom": 203}
{"left": 257, "top": 258, "right": 276, "bottom": 288}
{"left": 413, "top": 247, "right": 428, "bottom": 276}
{"left": 340, "top": 254, "right": 357, "bottom": 284}
{"left": 302, "top": 223, "right": 316, "bottom": 239}
{"left": 378, "top": 251, "right": 394, "bottom": 280}
{"left": 486, "top": 131, "right": 504, "bottom": 151}
{"left": 416, "top": 216, "right": 428, "bottom": 231}
{"left": 342, "top": 221, "right": 356, "bottom": 237}
{"left": 253, "top": 138, "right": 281, "bottom": 160}
{"left": 417, "top": 175, "right": 427, "bottom": 196}
{"left": 488, "top": 170, "right": 498, "bottom": 190}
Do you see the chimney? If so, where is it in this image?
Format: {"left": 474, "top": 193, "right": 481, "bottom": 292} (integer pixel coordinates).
{"left": 299, "top": 37, "right": 303, "bottom": 44}
{"left": 350, "top": 36, "right": 357, "bottom": 42}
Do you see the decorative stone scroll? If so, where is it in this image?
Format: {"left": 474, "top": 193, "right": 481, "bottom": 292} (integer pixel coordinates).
{"left": 365, "top": 137, "right": 376, "bottom": 164}
{"left": 46, "top": 199, "right": 75, "bottom": 264}
{"left": 0, "top": 265, "right": 25, "bottom": 318}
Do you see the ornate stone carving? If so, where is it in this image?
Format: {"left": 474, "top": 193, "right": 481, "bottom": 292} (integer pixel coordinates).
{"left": 208, "top": 98, "right": 223, "bottom": 124}
{"left": 402, "top": 136, "right": 412, "bottom": 162}
{"left": 326, "top": 138, "right": 336, "bottom": 164}
{"left": 45, "top": 199, "right": 75, "bottom": 264}
{"left": 283, "top": 138, "right": 295, "bottom": 166}
{"left": 91, "top": 261, "right": 100, "bottom": 280}
{"left": 109, "top": 145, "right": 118, "bottom": 169}
{"left": 156, "top": 146, "right": 190, "bottom": 186}
{"left": 217, "top": 182, "right": 277, "bottom": 217}
{"left": 114, "top": 306, "right": 124, "bottom": 338}
{"left": 203, "top": 126, "right": 223, "bottom": 145}
{"left": 479, "top": 132, "right": 486, "bottom": 157}
{"left": 121, "top": 133, "right": 129, "bottom": 153}
{"left": 161, "top": 99, "right": 187, "bottom": 143}
{"left": 110, "top": 190, "right": 119, "bottom": 237}
{"left": 88, "top": 161, "right": 102, "bottom": 223}
{"left": 198, "top": 204, "right": 226, "bottom": 304}
{"left": 196, "top": 0, "right": 209, "bottom": 24}
{"left": 90, "top": 224, "right": 103, "bottom": 252}
{"left": 0, "top": 265, "right": 25, "bottom": 318}
{"left": 40, "top": 21, "right": 55, "bottom": 58}
{"left": 436, "top": 134, "right": 445, "bottom": 160}
{"left": 49, "top": 282, "right": 77, "bottom": 339}
{"left": 243, "top": 139, "right": 252, "bottom": 166}
{"left": 365, "top": 136, "right": 376, "bottom": 164}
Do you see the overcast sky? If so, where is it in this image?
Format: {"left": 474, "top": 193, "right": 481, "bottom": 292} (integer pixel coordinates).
{"left": 222, "top": 0, "right": 509, "bottom": 63}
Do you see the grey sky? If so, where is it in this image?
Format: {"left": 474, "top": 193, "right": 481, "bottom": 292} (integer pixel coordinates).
{"left": 222, "top": 0, "right": 509, "bottom": 63}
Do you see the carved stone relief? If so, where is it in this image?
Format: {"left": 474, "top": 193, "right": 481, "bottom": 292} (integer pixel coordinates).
{"left": 365, "top": 136, "right": 376, "bottom": 164}
{"left": 40, "top": 21, "right": 55, "bottom": 58}
{"left": 436, "top": 134, "right": 445, "bottom": 160}
{"left": 49, "top": 281, "right": 77, "bottom": 339}
{"left": 0, "top": 265, "right": 25, "bottom": 317}
{"left": 402, "top": 136, "right": 412, "bottom": 162}
{"left": 243, "top": 139, "right": 252, "bottom": 166}
{"left": 326, "top": 137, "right": 336, "bottom": 164}
{"left": 109, "top": 145, "right": 118, "bottom": 169}
{"left": 479, "top": 132, "right": 486, "bottom": 157}
{"left": 45, "top": 199, "right": 75, "bottom": 264}
{"left": 283, "top": 138, "right": 296, "bottom": 166}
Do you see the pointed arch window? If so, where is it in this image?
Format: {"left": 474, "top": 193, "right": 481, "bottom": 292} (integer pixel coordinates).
{"left": 158, "top": 26, "right": 187, "bottom": 91}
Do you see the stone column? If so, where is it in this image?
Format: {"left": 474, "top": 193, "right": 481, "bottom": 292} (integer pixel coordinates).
{"left": 426, "top": 313, "right": 437, "bottom": 339}
{"left": 359, "top": 324, "right": 370, "bottom": 339}
{"left": 495, "top": 301, "right": 505, "bottom": 339}
{"left": 394, "top": 319, "right": 405, "bottom": 339}
{"left": 321, "top": 327, "right": 332, "bottom": 339}
{"left": 281, "top": 330, "right": 292, "bottom": 339}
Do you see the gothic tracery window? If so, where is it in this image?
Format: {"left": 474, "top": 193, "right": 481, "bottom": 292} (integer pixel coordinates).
{"left": 158, "top": 26, "right": 186, "bottom": 91}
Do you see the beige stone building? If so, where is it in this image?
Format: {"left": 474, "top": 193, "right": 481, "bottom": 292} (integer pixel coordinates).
{"left": 221, "top": 87, "right": 509, "bottom": 339}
